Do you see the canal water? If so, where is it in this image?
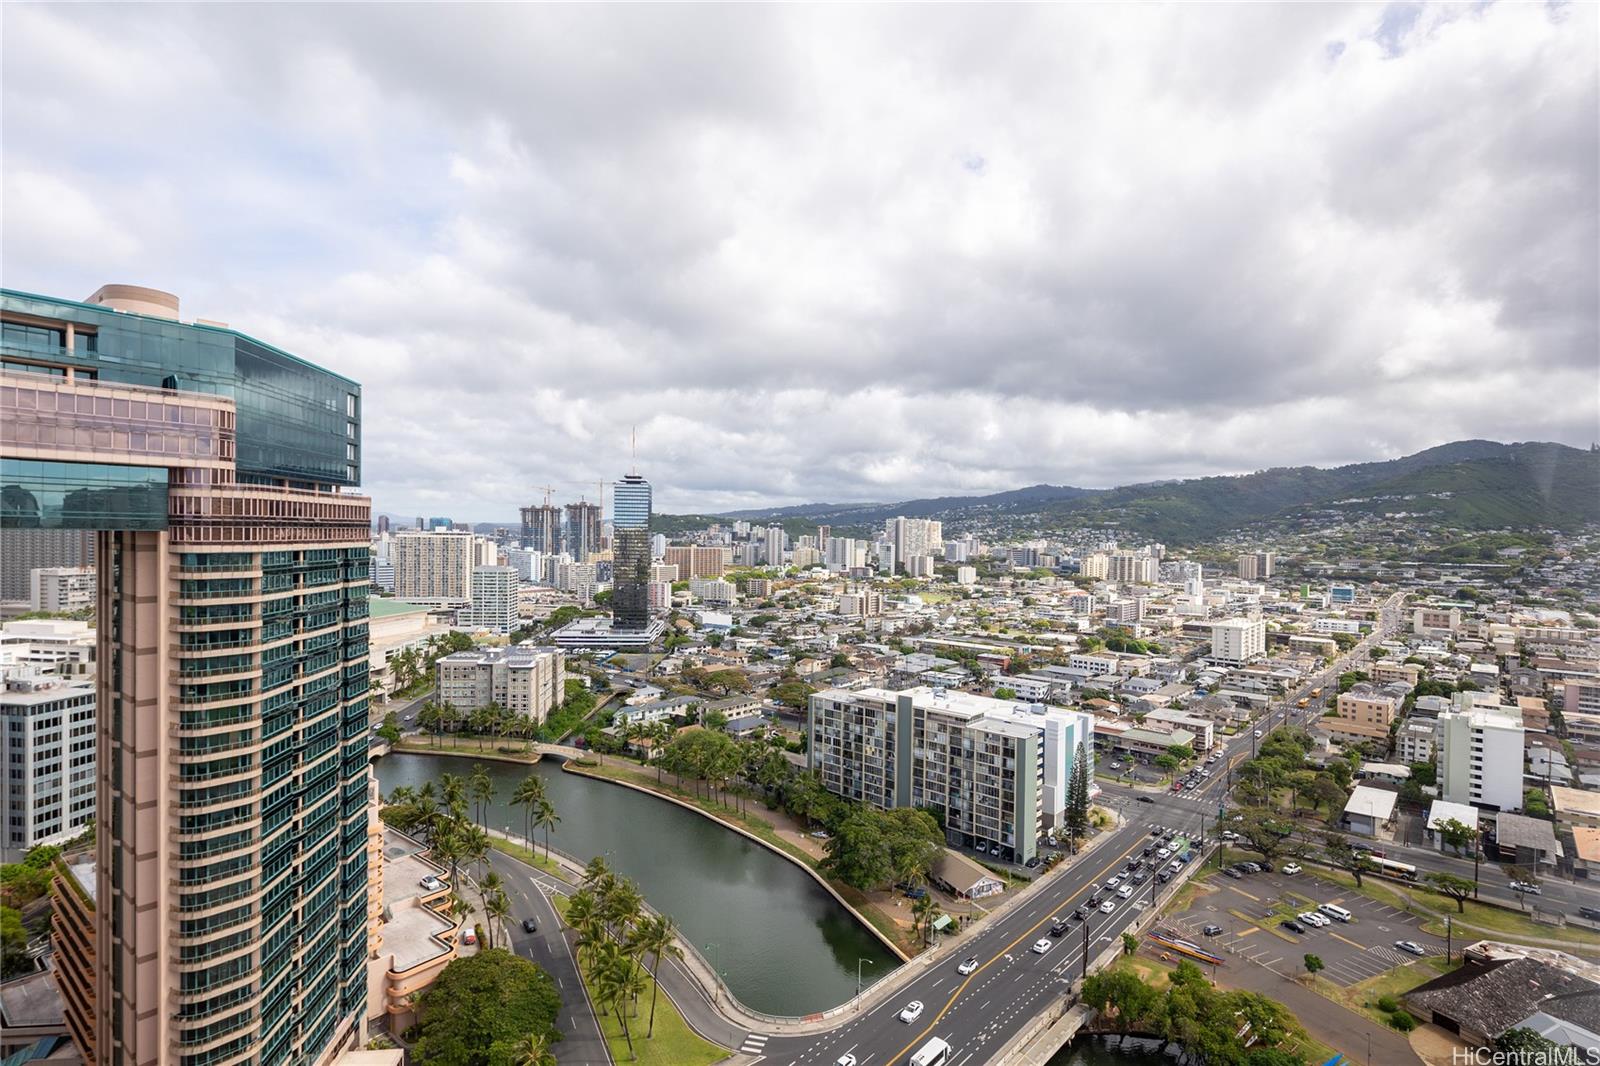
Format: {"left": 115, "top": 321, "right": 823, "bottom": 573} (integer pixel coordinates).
{"left": 1047, "top": 1035, "right": 1172, "bottom": 1065}
{"left": 374, "top": 751, "right": 899, "bottom": 1016}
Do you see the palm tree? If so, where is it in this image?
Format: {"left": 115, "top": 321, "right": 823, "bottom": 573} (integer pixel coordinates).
{"left": 477, "top": 871, "right": 505, "bottom": 948}
{"left": 511, "top": 775, "right": 547, "bottom": 853}
{"left": 602, "top": 954, "right": 648, "bottom": 1058}
{"left": 486, "top": 886, "right": 511, "bottom": 949}
{"left": 583, "top": 855, "right": 612, "bottom": 889}
{"left": 533, "top": 799, "right": 561, "bottom": 862}
{"left": 912, "top": 893, "right": 941, "bottom": 947}
{"left": 505, "top": 1032, "right": 556, "bottom": 1066}
{"left": 600, "top": 878, "right": 643, "bottom": 939}
{"left": 440, "top": 773, "right": 467, "bottom": 820}
{"left": 469, "top": 764, "right": 493, "bottom": 828}
{"left": 631, "top": 913, "right": 683, "bottom": 1037}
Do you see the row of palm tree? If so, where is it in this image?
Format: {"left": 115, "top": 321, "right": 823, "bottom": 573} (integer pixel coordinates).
{"left": 511, "top": 773, "right": 561, "bottom": 861}
{"left": 416, "top": 700, "right": 548, "bottom": 751}
{"left": 562, "top": 856, "right": 685, "bottom": 1061}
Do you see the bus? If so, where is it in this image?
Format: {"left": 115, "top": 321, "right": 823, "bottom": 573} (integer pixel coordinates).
{"left": 1297, "top": 698, "right": 1310, "bottom": 708}
{"left": 1309, "top": 688, "right": 1323, "bottom": 699}
{"left": 1369, "top": 855, "right": 1419, "bottom": 881}
{"left": 909, "top": 1037, "right": 952, "bottom": 1066}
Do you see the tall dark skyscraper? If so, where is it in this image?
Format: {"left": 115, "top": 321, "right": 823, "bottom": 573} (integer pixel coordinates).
{"left": 611, "top": 472, "right": 651, "bottom": 631}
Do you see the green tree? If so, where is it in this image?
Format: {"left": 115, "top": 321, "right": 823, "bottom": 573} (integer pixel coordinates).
{"left": 1425, "top": 872, "right": 1476, "bottom": 913}
{"left": 533, "top": 799, "right": 561, "bottom": 862}
{"left": 1495, "top": 1027, "right": 1561, "bottom": 1065}
{"left": 1121, "top": 932, "right": 1139, "bottom": 957}
{"left": 1, "top": 905, "right": 30, "bottom": 978}
{"left": 1235, "top": 810, "right": 1297, "bottom": 865}
{"left": 1303, "top": 953, "right": 1324, "bottom": 977}
{"left": 821, "top": 811, "right": 893, "bottom": 890}
{"left": 1155, "top": 754, "right": 1180, "bottom": 776}
{"left": 377, "top": 710, "right": 402, "bottom": 745}
{"left": 1082, "top": 968, "right": 1161, "bottom": 1044}
{"left": 1064, "top": 742, "right": 1091, "bottom": 853}
{"left": 1322, "top": 833, "right": 1375, "bottom": 887}
{"left": 631, "top": 913, "right": 684, "bottom": 1038}
{"left": 511, "top": 776, "right": 547, "bottom": 854}
{"left": 489, "top": 1031, "right": 557, "bottom": 1066}
{"left": 412, "top": 949, "right": 562, "bottom": 1066}
{"left": 994, "top": 687, "right": 1017, "bottom": 700}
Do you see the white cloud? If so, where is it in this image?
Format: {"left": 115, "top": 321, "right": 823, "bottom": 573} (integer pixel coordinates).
{"left": 2, "top": 1, "right": 1594, "bottom": 518}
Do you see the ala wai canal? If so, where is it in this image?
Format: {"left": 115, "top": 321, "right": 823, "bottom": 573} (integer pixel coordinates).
{"left": 375, "top": 751, "right": 899, "bottom": 1016}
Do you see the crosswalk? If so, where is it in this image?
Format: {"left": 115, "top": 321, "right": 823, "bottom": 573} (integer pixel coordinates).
{"left": 739, "top": 1032, "right": 768, "bottom": 1056}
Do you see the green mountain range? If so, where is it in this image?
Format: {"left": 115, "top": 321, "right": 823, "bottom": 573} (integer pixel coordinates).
{"left": 654, "top": 440, "right": 1599, "bottom": 543}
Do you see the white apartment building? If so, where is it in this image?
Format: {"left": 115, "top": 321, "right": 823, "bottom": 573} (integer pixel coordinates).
{"left": 807, "top": 686, "right": 1095, "bottom": 863}
{"left": 1069, "top": 653, "right": 1119, "bottom": 677}
{"left": 392, "top": 529, "right": 476, "bottom": 604}
{"left": 1211, "top": 617, "right": 1266, "bottom": 665}
{"left": 1436, "top": 701, "right": 1525, "bottom": 812}
{"left": 457, "top": 565, "right": 519, "bottom": 634}
{"left": 434, "top": 645, "right": 567, "bottom": 722}
{"left": 905, "top": 555, "right": 935, "bottom": 578}
{"left": 956, "top": 566, "right": 977, "bottom": 585}
{"left": 556, "top": 561, "right": 598, "bottom": 593}
{"left": 29, "top": 566, "right": 95, "bottom": 613}
{"left": 1, "top": 624, "right": 98, "bottom": 862}
{"left": 1078, "top": 553, "right": 1110, "bottom": 580}
{"left": 690, "top": 577, "right": 737, "bottom": 605}
{"left": 506, "top": 548, "right": 546, "bottom": 584}
{"left": 1144, "top": 708, "right": 1215, "bottom": 751}
{"left": 1396, "top": 719, "right": 1436, "bottom": 764}
{"left": 763, "top": 526, "right": 786, "bottom": 566}
{"left": 1312, "top": 617, "right": 1363, "bottom": 635}
{"left": 1106, "top": 550, "right": 1158, "bottom": 584}
{"left": 1413, "top": 607, "right": 1464, "bottom": 638}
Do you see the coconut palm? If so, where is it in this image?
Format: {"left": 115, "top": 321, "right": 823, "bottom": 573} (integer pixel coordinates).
{"left": 631, "top": 913, "right": 684, "bottom": 1037}
{"left": 600, "top": 878, "right": 643, "bottom": 938}
{"left": 533, "top": 798, "right": 561, "bottom": 863}
{"left": 469, "top": 764, "right": 493, "bottom": 828}
{"left": 477, "top": 871, "right": 505, "bottom": 947}
{"left": 511, "top": 775, "right": 547, "bottom": 853}
{"left": 582, "top": 855, "right": 612, "bottom": 889}
{"left": 600, "top": 953, "right": 648, "bottom": 1058}
{"left": 485, "top": 886, "right": 511, "bottom": 949}
{"left": 505, "top": 1032, "right": 556, "bottom": 1066}
{"left": 440, "top": 773, "right": 467, "bottom": 820}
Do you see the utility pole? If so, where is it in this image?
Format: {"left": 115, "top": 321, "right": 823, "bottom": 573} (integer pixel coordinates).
{"left": 1081, "top": 919, "right": 1091, "bottom": 984}
{"left": 1445, "top": 915, "right": 1452, "bottom": 964}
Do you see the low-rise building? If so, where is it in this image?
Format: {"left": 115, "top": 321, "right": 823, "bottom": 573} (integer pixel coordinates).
{"left": 434, "top": 645, "right": 565, "bottom": 723}
{"left": 1424, "top": 800, "right": 1481, "bottom": 852}
{"left": 1342, "top": 785, "right": 1399, "bottom": 838}
{"left": 1326, "top": 684, "right": 1400, "bottom": 746}
{"left": 1551, "top": 785, "right": 1600, "bottom": 828}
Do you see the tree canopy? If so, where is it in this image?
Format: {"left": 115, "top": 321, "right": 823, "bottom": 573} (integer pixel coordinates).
{"left": 412, "top": 949, "right": 562, "bottom": 1066}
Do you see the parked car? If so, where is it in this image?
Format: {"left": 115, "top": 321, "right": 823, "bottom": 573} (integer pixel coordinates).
{"left": 1202, "top": 924, "right": 1223, "bottom": 936}
{"left": 1280, "top": 920, "right": 1306, "bottom": 934}
{"left": 461, "top": 928, "right": 477, "bottom": 945}
{"left": 1394, "top": 940, "right": 1425, "bottom": 956}
{"left": 958, "top": 956, "right": 980, "bottom": 975}
{"left": 1223, "top": 868, "right": 1243, "bottom": 880}
{"left": 1281, "top": 863, "right": 1302, "bottom": 875}
{"left": 419, "top": 876, "right": 444, "bottom": 892}
{"left": 903, "top": 886, "right": 928, "bottom": 899}
{"left": 1579, "top": 906, "right": 1600, "bottom": 922}
{"left": 900, "top": 1001, "right": 924, "bottom": 1023}
{"left": 1298, "top": 911, "right": 1328, "bottom": 927}
{"left": 522, "top": 918, "right": 538, "bottom": 934}
{"left": 974, "top": 843, "right": 989, "bottom": 855}
{"left": 1025, "top": 856, "right": 1042, "bottom": 869}
{"left": 1032, "top": 939, "right": 1053, "bottom": 955}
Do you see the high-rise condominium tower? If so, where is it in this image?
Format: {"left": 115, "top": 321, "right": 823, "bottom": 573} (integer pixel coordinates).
{"left": 518, "top": 502, "right": 560, "bottom": 554}
{"left": 0, "top": 285, "right": 372, "bottom": 1066}
{"left": 564, "top": 501, "right": 602, "bottom": 562}
{"left": 611, "top": 473, "right": 651, "bottom": 631}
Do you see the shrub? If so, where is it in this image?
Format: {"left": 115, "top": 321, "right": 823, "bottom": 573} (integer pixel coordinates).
{"left": 1389, "top": 1010, "right": 1416, "bottom": 1032}
{"left": 1376, "top": 994, "right": 1400, "bottom": 1013}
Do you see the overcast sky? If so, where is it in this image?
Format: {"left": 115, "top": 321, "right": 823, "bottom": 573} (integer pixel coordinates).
{"left": 4, "top": 3, "right": 1596, "bottom": 519}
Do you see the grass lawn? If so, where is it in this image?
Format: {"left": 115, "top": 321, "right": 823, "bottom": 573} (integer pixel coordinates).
{"left": 395, "top": 736, "right": 543, "bottom": 761}
{"left": 551, "top": 896, "right": 726, "bottom": 1066}
{"left": 488, "top": 836, "right": 564, "bottom": 878}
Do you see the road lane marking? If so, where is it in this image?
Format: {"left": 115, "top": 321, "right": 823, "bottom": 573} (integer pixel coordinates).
{"left": 1330, "top": 932, "right": 1365, "bottom": 950}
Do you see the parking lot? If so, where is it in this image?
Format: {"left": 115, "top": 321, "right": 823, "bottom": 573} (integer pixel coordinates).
{"left": 1170, "top": 866, "right": 1448, "bottom": 987}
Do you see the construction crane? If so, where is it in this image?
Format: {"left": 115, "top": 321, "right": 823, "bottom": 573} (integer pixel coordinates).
{"left": 531, "top": 484, "right": 556, "bottom": 507}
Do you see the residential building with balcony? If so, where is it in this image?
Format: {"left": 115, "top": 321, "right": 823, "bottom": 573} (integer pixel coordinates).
{"left": 1326, "top": 684, "right": 1401, "bottom": 745}
{"left": 1436, "top": 701, "right": 1526, "bottom": 813}
{"left": 1, "top": 284, "right": 373, "bottom": 1066}
{"left": 1210, "top": 617, "right": 1266, "bottom": 665}
{"left": 434, "top": 645, "right": 566, "bottom": 722}
{"left": 50, "top": 853, "right": 96, "bottom": 1062}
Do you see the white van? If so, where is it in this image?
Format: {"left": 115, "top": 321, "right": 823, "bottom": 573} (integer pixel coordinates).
{"left": 1318, "top": 903, "right": 1353, "bottom": 923}
{"left": 909, "top": 1037, "right": 952, "bottom": 1066}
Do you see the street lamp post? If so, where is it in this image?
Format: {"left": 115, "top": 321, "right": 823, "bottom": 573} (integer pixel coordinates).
{"left": 1081, "top": 920, "right": 1091, "bottom": 984}
{"left": 857, "top": 958, "right": 874, "bottom": 1010}
{"left": 706, "top": 942, "right": 719, "bottom": 1005}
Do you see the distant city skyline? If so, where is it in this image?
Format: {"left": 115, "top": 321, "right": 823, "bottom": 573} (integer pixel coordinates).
{"left": 4, "top": 4, "right": 1594, "bottom": 518}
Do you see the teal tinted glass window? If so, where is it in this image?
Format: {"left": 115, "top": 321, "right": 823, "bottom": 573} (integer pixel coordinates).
{"left": 0, "top": 458, "right": 168, "bottom": 530}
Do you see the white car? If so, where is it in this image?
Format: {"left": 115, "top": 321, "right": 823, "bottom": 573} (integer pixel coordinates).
{"left": 957, "top": 956, "right": 979, "bottom": 975}
{"left": 1281, "top": 863, "right": 1302, "bottom": 875}
{"left": 1253, "top": 729, "right": 1264, "bottom": 738}
{"left": 1117, "top": 885, "right": 1134, "bottom": 899}
{"left": 1200, "top": 769, "right": 1212, "bottom": 778}
{"left": 1298, "top": 911, "right": 1328, "bottom": 927}
{"left": 1099, "top": 899, "right": 1116, "bottom": 913}
{"left": 1032, "top": 939, "right": 1053, "bottom": 955}
{"left": 1156, "top": 848, "right": 1171, "bottom": 860}
{"left": 1107, "top": 875, "right": 1123, "bottom": 888}
{"left": 1220, "top": 831, "right": 1239, "bottom": 841}
{"left": 836, "top": 1056, "right": 857, "bottom": 1066}
{"left": 899, "top": 1001, "right": 924, "bottom": 1023}
{"left": 419, "top": 876, "right": 444, "bottom": 892}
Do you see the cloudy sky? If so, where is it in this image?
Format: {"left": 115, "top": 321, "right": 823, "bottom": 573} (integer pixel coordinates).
{"left": 4, "top": 3, "right": 1596, "bottom": 519}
